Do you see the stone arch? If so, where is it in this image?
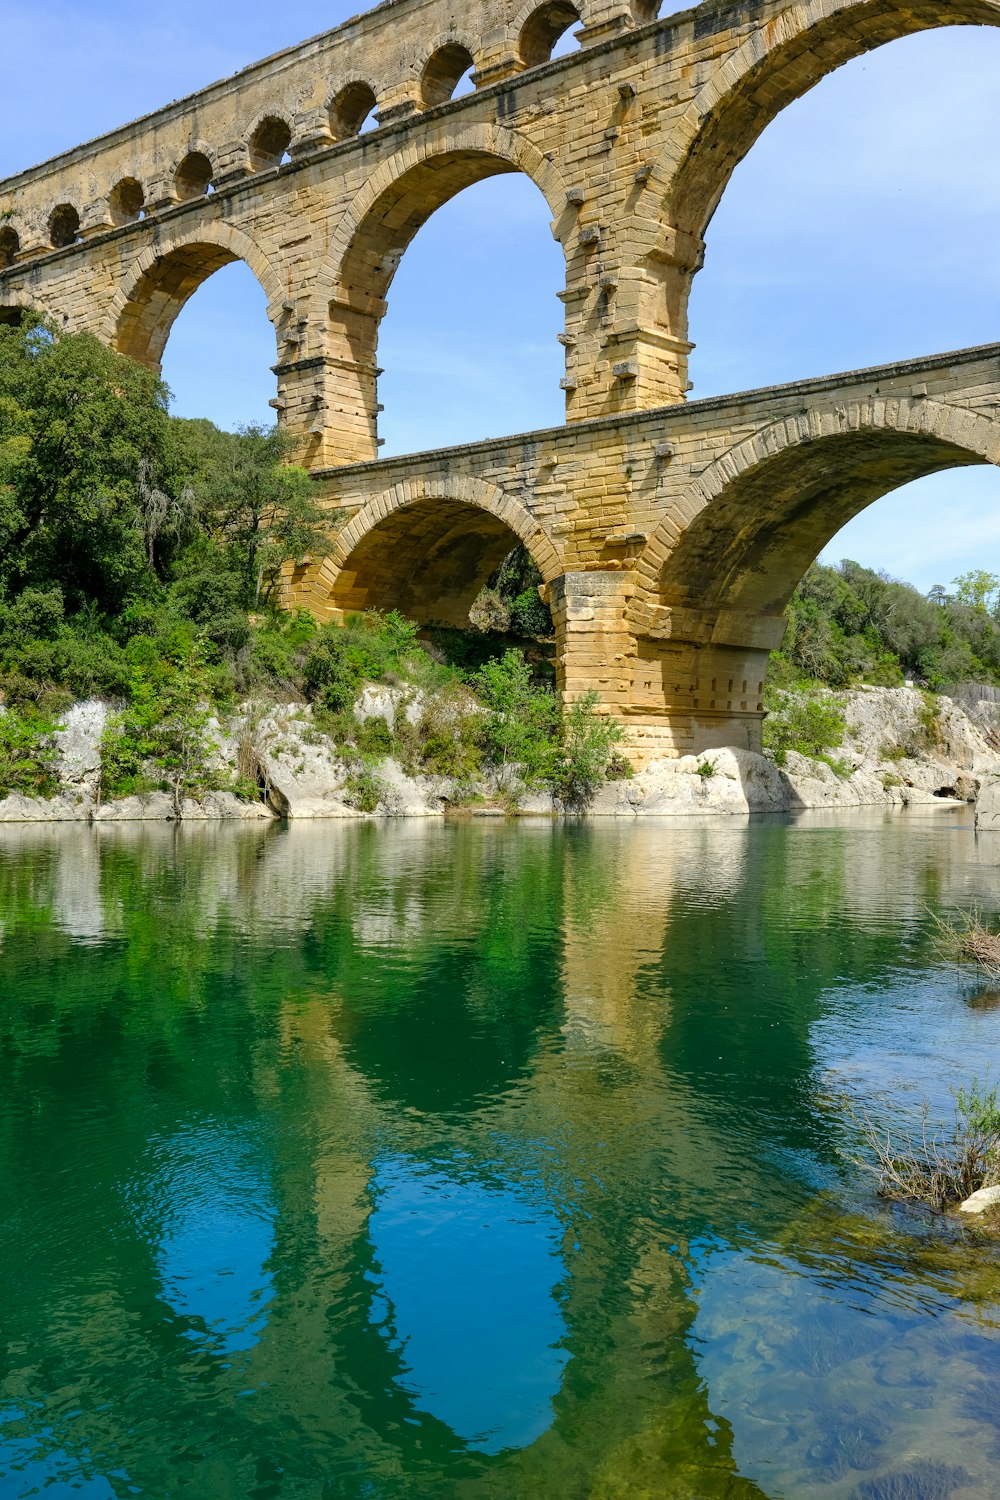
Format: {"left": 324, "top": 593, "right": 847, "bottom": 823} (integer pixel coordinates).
{"left": 173, "top": 143, "right": 217, "bottom": 202}
{"left": 108, "top": 177, "right": 145, "bottom": 225}
{"left": 0, "top": 225, "right": 20, "bottom": 268}
{"left": 662, "top": 0, "right": 1000, "bottom": 243}
{"left": 106, "top": 222, "right": 284, "bottom": 371}
{"left": 513, "top": 0, "right": 581, "bottom": 68}
{"left": 419, "top": 39, "right": 478, "bottom": 107}
{"left": 305, "top": 476, "right": 562, "bottom": 625}
{"left": 49, "top": 204, "right": 81, "bottom": 249}
{"left": 328, "top": 80, "right": 379, "bottom": 140}
{"left": 632, "top": 396, "right": 1000, "bottom": 629}
{"left": 247, "top": 113, "right": 293, "bottom": 171}
{"left": 316, "top": 125, "right": 571, "bottom": 464}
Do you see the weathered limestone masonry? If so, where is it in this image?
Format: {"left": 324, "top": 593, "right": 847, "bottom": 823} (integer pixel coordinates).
{"left": 2, "top": 0, "right": 1000, "bottom": 762}
{"left": 301, "top": 346, "right": 1000, "bottom": 761}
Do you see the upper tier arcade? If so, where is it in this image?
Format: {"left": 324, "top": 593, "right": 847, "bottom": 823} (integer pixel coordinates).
{"left": 3, "top": 0, "right": 998, "bottom": 470}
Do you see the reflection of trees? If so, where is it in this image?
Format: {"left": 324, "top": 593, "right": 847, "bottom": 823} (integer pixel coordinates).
{"left": 1, "top": 815, "right": 995, "bottom": 1496}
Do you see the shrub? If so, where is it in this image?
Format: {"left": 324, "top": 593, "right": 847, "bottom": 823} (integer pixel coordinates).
{"left": 551, "top": 692, "right": 627, "bottom": 809}
{"left": 355, "top": 714, "right": 396, "bottom": 759}
{"left": 846, "top": 1078, "right": 1000, "bottom": 1213}
{"left": 0, "top": 704, "right": 62, "bottom": 798}
{"left": 303, "top": 611, "right": 422, "bottom": 711}
{"left": 764, "top": 689, "right": 847, "bottom": 767}
{"left": 696, "top": 756, "right": 716, "bottom": 779}
{"left": 473, "top": 650, "right": 557, "bottom": 793}
{"left": 395, "top": 683, "right": 483, "bottom": 779}
{"left": 508, "top": 587, "right": 553, "bottom": 638}
{"left": 343, "top": 768, "right": 384, "bottom": 812}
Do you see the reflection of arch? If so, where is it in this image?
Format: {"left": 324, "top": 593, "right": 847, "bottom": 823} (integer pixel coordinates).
{"left": 634, "top": 397, "right": 1000, "bottom": 623}
{"left": 310, "top": 477, "right": 562, "bottom": 625}
{"left": 419, "top": 41, "right": 476, "bottom": 107}
{"left": 664, "top": 0, "right": 1000, "bottom": 239}
{"left": 107, "top": 223, "right": 283, "bottom": 370}
{"left": 329, "top": 80, "right": 379, "bottom": 140}
{"left": 515, "top": 0, "right": 580, "bottom": 68}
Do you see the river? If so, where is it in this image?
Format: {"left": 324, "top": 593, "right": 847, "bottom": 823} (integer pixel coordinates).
{"left": 1, "top": 810, "right": 998, "bottom": 1498}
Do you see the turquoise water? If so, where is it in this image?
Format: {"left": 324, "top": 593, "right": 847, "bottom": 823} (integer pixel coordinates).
{"left": 1, "top": 810, "right": 999, "bottom": 1498}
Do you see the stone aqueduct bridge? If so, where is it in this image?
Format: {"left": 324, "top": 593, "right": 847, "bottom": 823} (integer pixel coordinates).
{"left": 2, "top": 0, "right": 1000, "bottom": 761}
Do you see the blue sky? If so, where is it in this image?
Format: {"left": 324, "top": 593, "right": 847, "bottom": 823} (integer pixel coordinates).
{"left": 3, "top": 3, "right": 1000, "bottom": 592}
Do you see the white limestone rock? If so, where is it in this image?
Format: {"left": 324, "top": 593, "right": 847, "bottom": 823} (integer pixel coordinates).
{"left": 92, "top": 792, "right": 175, "bottom": 821}
{"left": 0, "top": 791, "right": 92, "bottom": 822}
{"left": 590, "top": 747, "right": 787, "bottom": 817}
{"left": 976, "top": 779, "right": 1000, "bottom": 834}
{"left": 958, "top": 1185, "right": 1000, "bottom": 1214}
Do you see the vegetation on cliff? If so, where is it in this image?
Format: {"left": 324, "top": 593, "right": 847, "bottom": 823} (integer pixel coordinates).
{"left": 0, "top": 320, "right": 625, "bottom": 807}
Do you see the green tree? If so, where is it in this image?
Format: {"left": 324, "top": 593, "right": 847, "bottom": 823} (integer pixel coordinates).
{"left": 951, "top": 570, "right": 1000, "bottom": 616}
{"left": 473, "top": 650, "right": 557, "bottom": 791}
{"left": 0, "top": 321, "right": 171, "bottom": 611}
{"left": 188, "top": 423, "right": 335, "bottom": 607}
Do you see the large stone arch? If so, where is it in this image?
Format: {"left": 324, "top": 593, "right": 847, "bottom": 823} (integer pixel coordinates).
{"left": 106, "top": 222, "right": 284, "bottom": 371}
{"left": 314, "top": 124, "right": 572, "bottom": 465}
{"left": 632, "top": 395, "right": 1000, "bottom": 632}
{"left": 302, "top": 475, "right": 563, "bottom": 625}
{"left": 662, "top": 0, "right": 1000, "bottom": 244}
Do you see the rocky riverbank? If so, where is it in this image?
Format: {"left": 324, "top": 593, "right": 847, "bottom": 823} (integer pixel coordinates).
{"left": 2, "top": 686, "right": 1000, "bottom": 824}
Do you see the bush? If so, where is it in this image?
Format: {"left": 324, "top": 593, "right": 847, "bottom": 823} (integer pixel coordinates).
{"left": 303, "top": 611, "right": 422, "bottom": 711}
{"left": 343, "top": 768, "right": 385, "bottom": 812}
{"left": 473, "top": 650, "right": 557, "bottom": 793}
{"left": 508, "top": 588, "right": 553, "bottom": 638}
{"left": 395, "top": 683, "right": 484, "bottom": 780}
{"left": 551, "top": 692, "right": 627, "bottom": 809}
{"left": 846, "top": 1078, "right": 1000, "bottom": 1213}
{"left": 0, "top": 704, "right": 62, "bottom": 798}
{"left": 764, "top": 689, "right": 847, "bottom": 770}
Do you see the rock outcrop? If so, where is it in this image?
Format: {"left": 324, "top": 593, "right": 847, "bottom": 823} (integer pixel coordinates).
{"left": 2, "top": 685, "right": 1000, "bottom": 823}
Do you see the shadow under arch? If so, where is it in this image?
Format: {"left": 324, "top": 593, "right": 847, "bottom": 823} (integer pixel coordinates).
{"left": 635, "top": 397, "right": 1000, "bottom": 629}
{"left": 316, "top": 126, "right": 571, "bottom": 465}
{"left": 106, "top": 223, "right": 283, "bottom": 371}
{"left": 663, "top": 0, "right": 1000, "bottom": 243}
{"left": 303, "top": 477, "right": 562, "bottom": 627}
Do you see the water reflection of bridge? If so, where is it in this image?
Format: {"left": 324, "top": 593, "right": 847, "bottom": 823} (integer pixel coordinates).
{"left": 0, "top": 816, "right": 995, "bottom": 1495}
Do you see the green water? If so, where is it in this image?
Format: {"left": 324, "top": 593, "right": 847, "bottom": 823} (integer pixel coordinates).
{"left": 1, "top": 811, "right": 999, "bottom": 1499}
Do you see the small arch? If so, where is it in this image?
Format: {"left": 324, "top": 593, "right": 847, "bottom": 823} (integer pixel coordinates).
{"left": 109, "top": 177, "right": 145, "bottom": 226}
{"left": 516, "top": 0, "right": 580, "bottom": 69}
{"left": 420, "top": 43, "right": 476, "bottom": 108}
{"left": 49, "top": 204, "right": 81, "bottom": 249}
{"left": 0, "top": 226, "right": 19, "bottom": 268}
{"left": 330, "top": 81, "right": 379, "bottom": 140}
{"left": 248, "top": 115, "right": 292, "bottom": 170}
{"left": 308, "top": 478, "right": 561, "bottom": 626}
{"left": 174, "top": 151, "right": 214, "bottom": 202}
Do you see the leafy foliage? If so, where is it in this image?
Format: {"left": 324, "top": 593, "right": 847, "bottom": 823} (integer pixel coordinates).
{"left": 775, "top": 559, "right": 1000, "bottom": 690}
{"left": 0, "top": 704, "right": 61, "bottom": 798}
